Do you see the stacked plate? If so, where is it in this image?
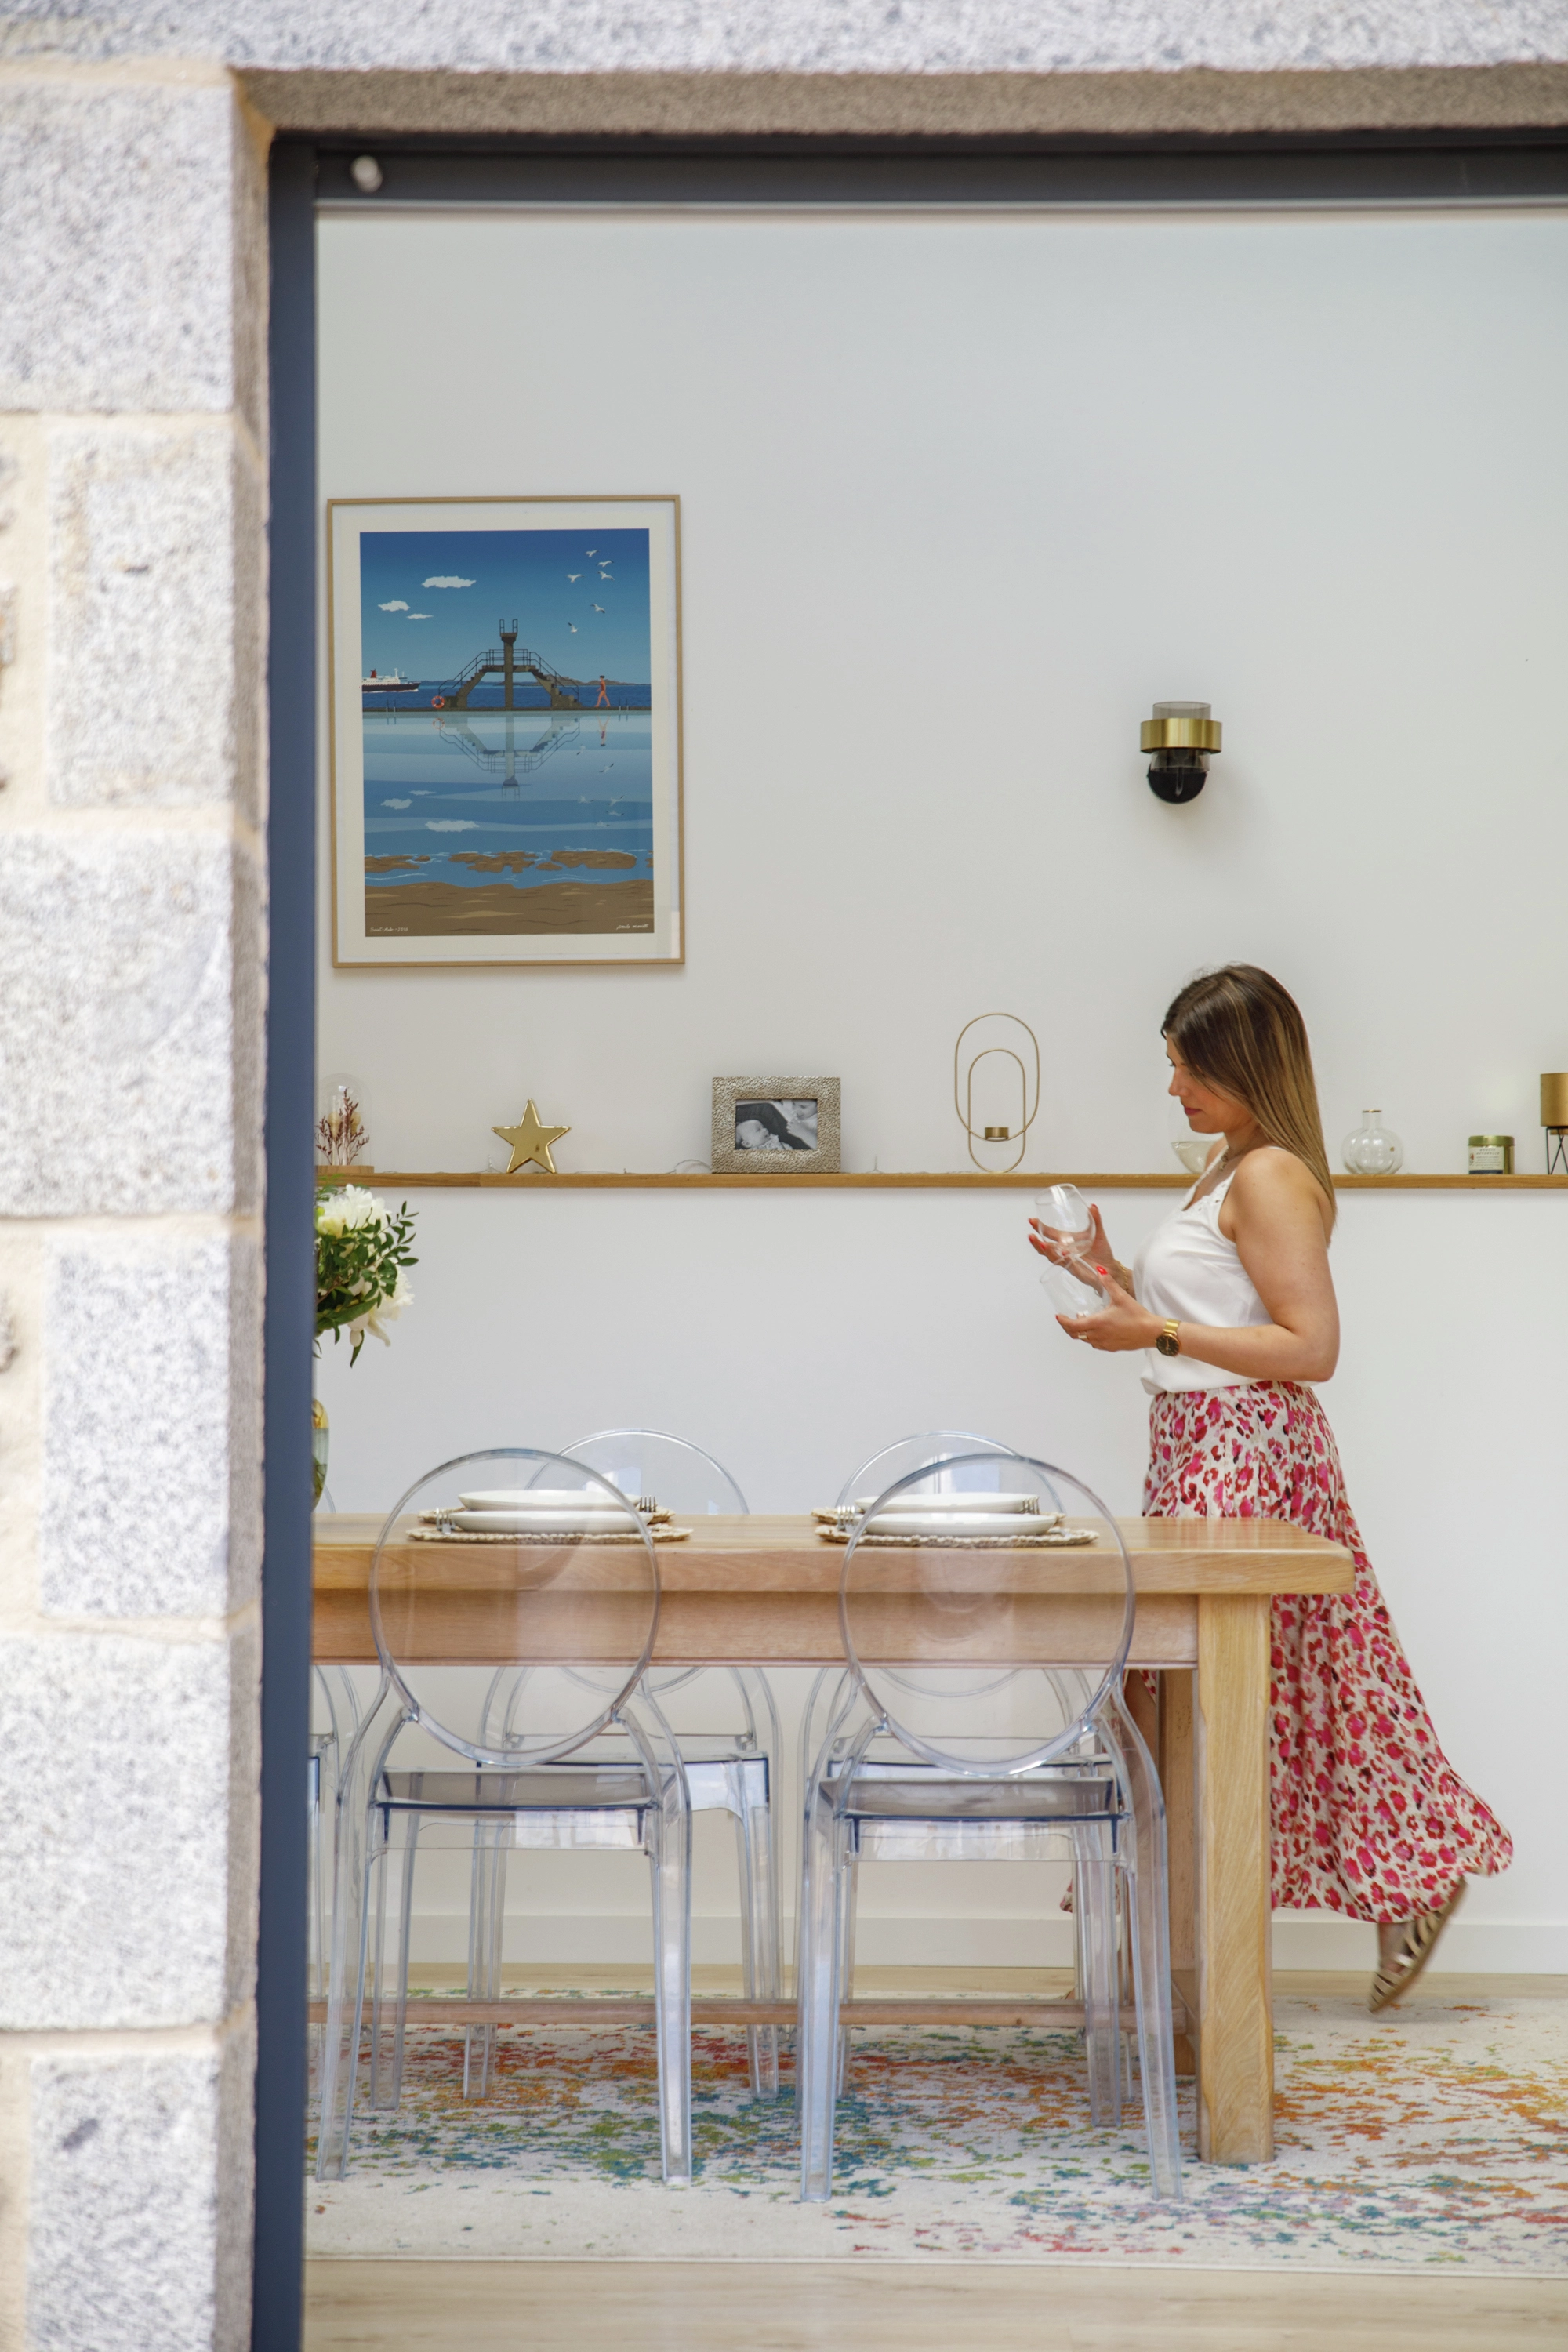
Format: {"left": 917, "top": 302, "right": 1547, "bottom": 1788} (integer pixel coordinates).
{"left": 815, "top": 1491, "right": 1076, "bottom": 1541}
{"left": 427, "top": 1487, "right": 666, "bottom": 1534}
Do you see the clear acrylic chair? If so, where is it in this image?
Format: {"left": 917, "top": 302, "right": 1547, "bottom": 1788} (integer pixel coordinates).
{"left": 307, "top": 1666, "right": 361, "bottom": 2111}
{"left": 797, "top": 1450, "right": 1181, "bottom": 2204}
{"left": 315, "top": 1446, "right": 692, "bottom": 2184}
{"left": 466, "top": 1431, "right": 781, "bottom": 2099}
{"left": 804, "top": 1432, "right": 1028, "bottom": 2005}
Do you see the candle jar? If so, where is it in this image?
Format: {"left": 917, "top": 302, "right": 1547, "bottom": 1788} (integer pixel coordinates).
{"left": 1341, "top": 1110, "right": 1404, "bottom": 1176}
{"left": 1468, "top": 1135, "right": 1514, "bottom": 1175}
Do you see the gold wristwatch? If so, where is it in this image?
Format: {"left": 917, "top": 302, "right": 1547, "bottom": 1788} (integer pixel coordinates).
{"left": 1154, "top": 1318, "right": 1181, "bottom": 1358}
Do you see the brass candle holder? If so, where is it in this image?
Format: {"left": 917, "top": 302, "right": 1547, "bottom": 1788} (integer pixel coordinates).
{"left": 1541, "top": 1074, "right": 1568, "bottom": 1174}
{"left": 954, "top": 1014, "right": 1040, "bottom": 1174}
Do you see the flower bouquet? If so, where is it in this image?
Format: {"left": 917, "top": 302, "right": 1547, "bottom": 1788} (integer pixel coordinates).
{"left": 315, "top": 1185, "right": 418, "bottom": 1363}
{"left": 313, "top": 1185, "right": 418, "bottom": 1505}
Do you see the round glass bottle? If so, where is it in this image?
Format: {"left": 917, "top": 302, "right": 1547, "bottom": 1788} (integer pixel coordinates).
{"left": 1341, "top": 1110, "right": 1404, "bottom": 1177}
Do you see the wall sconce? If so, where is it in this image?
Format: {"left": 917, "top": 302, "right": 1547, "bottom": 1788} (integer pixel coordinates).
{"left": 1141, "top": 699, "right": 1222, "bottom": 804}
{"left": 1541, "top": 1074, "right": 1568, "bottom": 1173}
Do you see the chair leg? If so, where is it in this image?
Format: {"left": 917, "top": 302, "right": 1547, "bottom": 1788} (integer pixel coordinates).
{"left": 1073, "top": 1830, "right": 1120, "bottom": 2127}
{"left": 733, "top": 1780, "right": 780, "bottom": 2100}
{"left": 306, "top": 1751, "right": 326, "bottom": 2114}
{"left": 387, "top": 1817, "right": 421, "bottom": 2109}
{"left": 835, "top": 1852, "right": 860, "bottom": 2097}
{"left": 623, "top": 1697, "right": 693, "bottom": 2186}
{"left": 731, "top": 1671, "right": 782, "bottom": 2100}
{"left": 464, "top": 1825, "right": 508, "bottom": 2100}
{"left": 1105, "top": 1700, "right": 1183, "bottom": 2200}
{"left": 799, "top": 1777, "right": 848, "bottom": 2201}
{"left": 316, "top": 1679, "right": 408, "bottom": 2182}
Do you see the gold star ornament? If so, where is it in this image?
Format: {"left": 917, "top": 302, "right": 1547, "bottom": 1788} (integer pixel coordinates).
{"left": 492, "top": 1100, "right": 572, "bottom": 1175}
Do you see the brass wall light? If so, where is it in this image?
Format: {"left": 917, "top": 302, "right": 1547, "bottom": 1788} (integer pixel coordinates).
{"left": 1541, "top": 1074, "right": 1568, "bottom": 1173}
{"left": 1141, "top": 699, "right": 1222, "bottom": 804}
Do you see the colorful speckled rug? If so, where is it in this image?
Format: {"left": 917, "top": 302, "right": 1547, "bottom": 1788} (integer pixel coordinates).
{"left": 307, "top": 1996, "right": 1568, "bottom": 2270}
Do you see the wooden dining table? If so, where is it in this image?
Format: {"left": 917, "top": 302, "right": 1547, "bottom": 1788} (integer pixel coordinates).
{"left": 314, "top": 1510, "right": 1354, "bottom": 2166}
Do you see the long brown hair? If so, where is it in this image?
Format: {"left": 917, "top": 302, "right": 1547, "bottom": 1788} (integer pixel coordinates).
{"left": 1162, "top": 965, "right": 1336, "bottom": 1229}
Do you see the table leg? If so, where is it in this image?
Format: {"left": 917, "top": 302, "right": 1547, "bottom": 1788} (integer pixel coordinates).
{"left": 1157, "top": 1671, "right": 1197, "bottom": 2079}
{"left": 1196, "top": 1594, "right": 1273, "bottom": 2164}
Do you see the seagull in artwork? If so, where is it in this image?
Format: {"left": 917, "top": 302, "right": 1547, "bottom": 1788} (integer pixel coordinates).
{"left": 591, "top": 603, "right": 605, "bottom": 614}
{"left": 567, "top": 572, "right": 583, "bottom": 583}
{"left": 568, "top": 622, "right": 579, "bottom": 633}
{"left": 586, "top": 547, "right": 597, "bottom": 557}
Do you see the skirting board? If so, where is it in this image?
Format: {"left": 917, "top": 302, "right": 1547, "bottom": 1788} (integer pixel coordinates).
{"left": 405, "top": 1912, "right": 1568, "bottom": 1974}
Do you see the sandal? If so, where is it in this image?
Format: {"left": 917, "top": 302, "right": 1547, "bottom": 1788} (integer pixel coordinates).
{"left": 1368, "top": 1878, "right": 1466, "bottom": 2013}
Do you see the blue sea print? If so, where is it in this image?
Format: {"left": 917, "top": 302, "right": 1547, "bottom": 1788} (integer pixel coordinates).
{"left": 358, "top": 528, "right": 654, "bottom": 939}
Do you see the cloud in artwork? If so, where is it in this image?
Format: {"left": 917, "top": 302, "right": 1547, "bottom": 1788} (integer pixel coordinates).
{"left": 382, "top": 798, "right": 412, "bottom": 809}
{"left": 379, "top": 600, "right": 409, "bottom": 612}
{"left": 423, "top": 575, "right": 475, "bottom": 589}
{"left": 405, "top": 612, "right": 431, "bottom": 619}
{"left": 427, "top": 819, "right": 479, "bottom": 832}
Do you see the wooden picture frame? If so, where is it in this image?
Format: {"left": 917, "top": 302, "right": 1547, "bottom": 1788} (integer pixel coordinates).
{"left": 327, "top": 495, "right": 684, "bottom": 967}
{"left": 711, "top": 1078, "right": 841, "bottom": 1174}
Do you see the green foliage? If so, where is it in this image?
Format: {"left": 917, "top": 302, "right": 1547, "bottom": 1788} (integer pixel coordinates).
{"left": 314, "top": 1186, "right": 419, "bottom": 1366}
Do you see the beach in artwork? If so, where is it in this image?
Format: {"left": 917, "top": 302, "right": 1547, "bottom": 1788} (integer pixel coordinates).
{"left": 356, "top": 525, "right": 656, "bottom": 941}
{"left": 361, "top": 709, "right": 654, "bottom": 938}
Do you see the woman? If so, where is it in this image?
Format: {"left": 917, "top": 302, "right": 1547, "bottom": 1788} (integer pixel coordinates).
{"left": 1029, "top": 964, "right": 1511, "bottom": 2009}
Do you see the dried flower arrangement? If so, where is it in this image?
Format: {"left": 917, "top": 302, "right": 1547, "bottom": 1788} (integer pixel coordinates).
{"left": 317, "top": 1086, "right": 370, "bottom": 1168}
{"left": 315, "top": 1186, "right": 418, "bottom": 1364}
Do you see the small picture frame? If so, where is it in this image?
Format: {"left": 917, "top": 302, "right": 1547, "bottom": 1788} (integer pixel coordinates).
{"left": 712, "top": 1077, "right": 841, "bottom": 1174}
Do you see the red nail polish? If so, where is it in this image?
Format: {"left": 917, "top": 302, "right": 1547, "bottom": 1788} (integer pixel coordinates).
{"left": 1094, "top": 1265, "right": 1109, "bottom": 1276}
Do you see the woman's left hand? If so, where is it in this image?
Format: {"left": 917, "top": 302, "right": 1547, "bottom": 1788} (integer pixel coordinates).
{"left": 1057, "top": 1268, "right": 1160, "bottom": 1353}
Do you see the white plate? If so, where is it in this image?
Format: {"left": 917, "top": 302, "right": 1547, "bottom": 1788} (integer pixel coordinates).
{"left": 860, "top": 1509, "right": 1066, "bottom": 1538}
{"left": 850, "top": 1491, "right": 1044, "bottom": 1516}
{"left": 459, "top": 1488, "right": 626, "bottom": 1510}
{"left": 450, "top": 1507, "right": 640, "bottom": 1534}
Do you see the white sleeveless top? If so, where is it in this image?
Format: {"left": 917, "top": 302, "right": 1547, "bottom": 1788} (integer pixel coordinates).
{"left": 1132, "top": 1172, "right": 1271, "bottom": 1395}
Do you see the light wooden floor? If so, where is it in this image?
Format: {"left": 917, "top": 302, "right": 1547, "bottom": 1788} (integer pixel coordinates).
{"left": 309, "top": 1969, "right": 1568, "bottom": 2350}
{"left": 304, "top": 2261, "right": 1568, "bottom": 2350}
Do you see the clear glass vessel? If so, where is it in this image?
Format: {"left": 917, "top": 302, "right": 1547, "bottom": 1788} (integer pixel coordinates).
{"left": 1033, "top": 1185, "right": 1108, "bottom": 1315}
{"left": 1341, "top": 1110, "right": 1404, "bottom": 1177}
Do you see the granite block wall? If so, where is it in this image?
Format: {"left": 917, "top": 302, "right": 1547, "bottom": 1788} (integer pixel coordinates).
{"left": 0, "top": 58, "right": 267, "bottom": 2352}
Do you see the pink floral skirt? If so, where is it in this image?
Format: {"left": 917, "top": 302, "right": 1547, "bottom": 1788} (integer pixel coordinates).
{"left": 1144, "top": 1380, "right": 1512, "bottom": 1925}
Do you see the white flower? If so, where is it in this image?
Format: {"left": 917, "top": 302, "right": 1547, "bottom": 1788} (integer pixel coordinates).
{"left": 348, "top": 1265, "right": 413, "bottom": 1353}
{"left": 315, "top": 1185, "right": 390, "bottom": 1237}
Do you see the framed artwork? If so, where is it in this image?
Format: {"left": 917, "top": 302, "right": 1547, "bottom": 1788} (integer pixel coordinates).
{"left": 711, "top": 1078, "right": 842, "bottom": 1174}
{"left": 327, "top": 496, "right": 683, "bottom": 966}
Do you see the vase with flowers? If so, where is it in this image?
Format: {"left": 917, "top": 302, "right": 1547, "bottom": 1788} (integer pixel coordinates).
{"left": 313, "top": 1185, "right": 418, "bottom": 1506}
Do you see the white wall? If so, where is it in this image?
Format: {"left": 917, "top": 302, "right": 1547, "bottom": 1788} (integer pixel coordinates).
{"left": 318, "top": 202, "right": 1568, "bottom": 1972}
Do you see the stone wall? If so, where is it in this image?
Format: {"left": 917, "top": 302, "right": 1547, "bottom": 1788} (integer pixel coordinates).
{"left": 0, "top": 60, "right": 267, "bottom": 2352}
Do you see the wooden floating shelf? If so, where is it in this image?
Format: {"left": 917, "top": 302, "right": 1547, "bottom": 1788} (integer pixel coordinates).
{"left": 318, "top": 1168, "right": 1568, "bottom": 1192}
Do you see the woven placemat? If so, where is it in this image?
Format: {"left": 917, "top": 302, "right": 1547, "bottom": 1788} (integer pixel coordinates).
{"left": 408, "top": 1525, "right": 691, "bottom": 1544}
{"left": 815, "top": 1525, "right": 1098, "bottom": 1548}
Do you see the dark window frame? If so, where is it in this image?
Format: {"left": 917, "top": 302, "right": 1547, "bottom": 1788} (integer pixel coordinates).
{"left": 256, "top": 125, "right": 1568, "bottom": 2348}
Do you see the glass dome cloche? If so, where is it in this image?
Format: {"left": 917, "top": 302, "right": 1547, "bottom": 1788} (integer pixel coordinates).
{"left": 1341, "top": 1110, "right": 1404, "bottom": 1177}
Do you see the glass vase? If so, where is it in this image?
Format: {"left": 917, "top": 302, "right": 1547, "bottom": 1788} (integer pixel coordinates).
{"left": 1341, "top": 1110, "right": 1404, "bottom": 1176}
{"left": 312, "top": 1396, "right": 330, "bottom": 1510}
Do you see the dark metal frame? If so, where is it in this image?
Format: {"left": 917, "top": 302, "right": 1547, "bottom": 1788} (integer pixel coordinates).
{"left": 256, "top": 125, "right": 1568, "bottom": 2347}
